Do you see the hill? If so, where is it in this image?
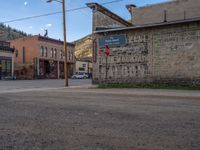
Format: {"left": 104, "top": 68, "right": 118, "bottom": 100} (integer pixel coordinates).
{"left": 0, "top": 23, "right": 27, "bottom": 41}
{"left": 73, "top": 34, "right": 93, "bottom": 59}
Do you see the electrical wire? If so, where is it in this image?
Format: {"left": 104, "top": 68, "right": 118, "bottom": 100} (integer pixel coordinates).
{"left": 2, "top": 0, "right": 125, "bottom": 24}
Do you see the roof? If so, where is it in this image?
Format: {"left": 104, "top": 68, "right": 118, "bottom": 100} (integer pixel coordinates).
{"left": 10, "top": 35, "right": 74, "bottom": 46}
{"left": 94, "top": 17, "right": 200, "bottom": 33}
{"left": 37, "top": 35, "right": 75, "bottom": 46}
{"left": 86, "top": 3, "right": 132, "bottom": 27}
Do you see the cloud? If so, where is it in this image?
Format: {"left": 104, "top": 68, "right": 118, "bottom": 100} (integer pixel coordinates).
{"left": 29, "top": 26, "right": 33, "bottom": 29}
{"left": 45, "top": 24, "right": 52, "bottom": 28}
{"left": 24, "top": 1, "right": 28, "bottom": 6}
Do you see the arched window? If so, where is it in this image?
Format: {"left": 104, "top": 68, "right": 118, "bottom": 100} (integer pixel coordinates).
{"left": 60, "top": 50, "right": 63, "bottom": 59}
{"left": 45, "top": 47, "right": 48, "bottom": 57}
{"left": 51, "top": 48, "right": 54, "bottom": 58}
{"left": 40, "top": 46, "right": 44, "bottom": 57}
{"left": 54, "top": 49, "right": 57, "bottom": 58}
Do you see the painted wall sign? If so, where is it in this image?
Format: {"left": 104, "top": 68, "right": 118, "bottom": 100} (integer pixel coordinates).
{"left": 99, "top": 35, "right": 127, "bottom": 48}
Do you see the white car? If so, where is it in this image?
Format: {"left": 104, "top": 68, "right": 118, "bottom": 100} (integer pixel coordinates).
{"left": 71, "top": 73, "right": 89, "bottom": 79}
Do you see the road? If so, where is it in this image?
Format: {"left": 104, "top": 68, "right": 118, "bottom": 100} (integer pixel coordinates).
{"left": 0, "top": 83, "right": 200, "bottom": 150}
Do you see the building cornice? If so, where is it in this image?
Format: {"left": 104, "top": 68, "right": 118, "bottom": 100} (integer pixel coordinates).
{"left": 86, "top": 2, "right": 132, "bottom": 27}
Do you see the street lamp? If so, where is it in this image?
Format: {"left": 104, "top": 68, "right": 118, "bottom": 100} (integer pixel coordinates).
{"left": 47, "top": 0, "right": 68, "bottom": 86}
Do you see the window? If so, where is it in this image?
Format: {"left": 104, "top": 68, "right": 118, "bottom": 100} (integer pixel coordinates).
{"left": 71, "top": 52, "right": 73, "bottom": 61}
{"left": 40, "top": 46, "right": 44, "bottom": 57}
{"left": 1, "top": 60, "right": 12, "bottom": 77}
{"left": 22, "top": 47, "right": 25, "bottom": 64}
{"left": 79, "top": 67, "right": 85, "bottom": 71}
{"left": 68, "top": 51, "right": 70, "bottom": 60}
{"left": 60, "top": 50, "right": 63, "bottom": 59}
{"left": 82, "top": 64, "right": 86, "bottom": 68}
{"left": 45, "top": 47, "right": 48, "bottom": 57}
{"left": 15, "top": 49, "right": 18, "bottom": 58}
{"left": 54, "top": 49, "right": 57, "bottom": 58}
{"left": 51, "top": 48, "right": 53, "bottom": 58}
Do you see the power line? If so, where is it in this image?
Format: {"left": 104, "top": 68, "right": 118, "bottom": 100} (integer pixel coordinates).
{"left": 2, "top": 0, "right": 125, "bottom": 24}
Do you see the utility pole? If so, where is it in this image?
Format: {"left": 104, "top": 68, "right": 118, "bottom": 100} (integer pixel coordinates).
{"left": 62, "top": 0, "right": 68, "bottom": 86}
{"left": 105, "top": 45, "right": 110, "bottom": 83}
{"left": 47, "top": 0, "right": 68, "bottom": 86}
{"left": 105, "top": 55, "right": 108, "bottom": 82}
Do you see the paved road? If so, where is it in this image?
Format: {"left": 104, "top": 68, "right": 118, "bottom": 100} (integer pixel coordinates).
{"left": 0, "top": 79, "right": 92, "bottom": 91}
{"left": 0, "top": 88, "right": 200, "bottom": 150}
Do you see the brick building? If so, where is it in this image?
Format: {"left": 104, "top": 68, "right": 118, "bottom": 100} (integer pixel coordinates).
{"left": 87, "top": 0, "right": 200, "bottom": 85}
{"left": 0, "top": 41, "right": 14, "bottom": 80}
{"left": 10, "top": 35, "right": 75, "bottom": 79}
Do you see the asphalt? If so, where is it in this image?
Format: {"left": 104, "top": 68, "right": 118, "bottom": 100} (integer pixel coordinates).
{"left": 0, "top": 86, "right": 200, "bottom": 150}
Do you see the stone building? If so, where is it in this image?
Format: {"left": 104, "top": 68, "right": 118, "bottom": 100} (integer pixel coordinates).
{"left": 10, "top": 35, "right": 75, "bottom": 79}
{"left": 87, "top": 0, "right": 200, "bottom": 85}
{"left": 0, "top": 41, "right": 14, "bottom": 80}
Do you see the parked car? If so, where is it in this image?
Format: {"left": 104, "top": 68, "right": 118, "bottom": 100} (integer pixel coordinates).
{"left": 71, "top": 73, "right": 89, "bottom": 79}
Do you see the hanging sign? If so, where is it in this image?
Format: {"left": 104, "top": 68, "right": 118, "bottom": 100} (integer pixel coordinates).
{"left": 99, "top": 35, "right": 127, "bottom": 48}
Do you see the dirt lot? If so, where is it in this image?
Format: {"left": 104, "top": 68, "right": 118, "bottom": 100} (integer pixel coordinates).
{"left": 0, "top": 88, "right": 200, "bottom": 150}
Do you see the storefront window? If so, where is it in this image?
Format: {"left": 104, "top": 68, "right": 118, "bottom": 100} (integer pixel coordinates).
{"left": 0, "top": 59, "right": 12, "bottom": 78}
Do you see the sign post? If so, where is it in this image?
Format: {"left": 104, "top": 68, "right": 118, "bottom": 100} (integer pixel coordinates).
{"left": 105, "top": 45, "right": 110, "bottom": 83}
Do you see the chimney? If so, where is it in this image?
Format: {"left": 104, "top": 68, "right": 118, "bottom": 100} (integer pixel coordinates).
{"left": 126, "top": 5, "right": 137, "bottom": 23}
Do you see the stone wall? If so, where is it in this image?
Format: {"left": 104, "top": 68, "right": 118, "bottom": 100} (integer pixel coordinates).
{"left": 93, "top": 10, "right": 128, "bottom": 31}
{"left": 130, "top": 0, "right": 200, "bottom": 25}
{"left": 93, "top": 21, "right": 200, "bottom": 85}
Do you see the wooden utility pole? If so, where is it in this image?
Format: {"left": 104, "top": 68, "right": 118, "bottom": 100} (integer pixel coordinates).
{"left": 62, "top": 0, "right": 68, "bottom": 86}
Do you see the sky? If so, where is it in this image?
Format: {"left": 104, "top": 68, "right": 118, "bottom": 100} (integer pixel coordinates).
{"left": 0, "top": 0, "right": 169, "bottom": 42}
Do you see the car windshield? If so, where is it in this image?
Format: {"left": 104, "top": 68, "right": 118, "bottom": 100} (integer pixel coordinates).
{"left": 78, "top": 73, "right": 84, "bottom": 75}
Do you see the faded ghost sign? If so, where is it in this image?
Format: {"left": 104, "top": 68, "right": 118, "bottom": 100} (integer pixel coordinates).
{"left": 99, "top": 35, "right": 127, "bottom": 48}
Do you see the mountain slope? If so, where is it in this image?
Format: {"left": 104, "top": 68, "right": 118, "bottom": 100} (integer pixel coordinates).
{"left": 73, "top": 34, "right": 93, "bottom": 59}
{"left": 0, "top": 23, "right": 27, "bottom": 41}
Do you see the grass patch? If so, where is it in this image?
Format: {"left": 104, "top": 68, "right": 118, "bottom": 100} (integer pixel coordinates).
{"left": 98, "top": 83, "right": 200, "bottom": 90}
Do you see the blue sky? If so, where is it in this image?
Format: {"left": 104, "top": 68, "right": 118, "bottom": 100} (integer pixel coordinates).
{"left": 0, "top": 0, "right": 169, "bottom": 42}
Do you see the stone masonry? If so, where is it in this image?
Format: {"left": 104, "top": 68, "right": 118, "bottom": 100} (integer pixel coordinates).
{"left": 88, "top": 0, "right": 200, "bottom": 85}
{"left": 128, "top": 0, "right": 200, "bottom": 25}
{"left": 94, "top": 22, "right": 200, "bottom": 85}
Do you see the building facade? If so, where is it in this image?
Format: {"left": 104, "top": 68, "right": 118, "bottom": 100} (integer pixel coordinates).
{"left": 75, "top": 57, "right": 93, "bottom": 74}
{"left": 88, "top": 0, "right": 200, "bottom": 85}
{"left": 10, "top": 35, "right": 75, "bottom": 79}
{"left": 0, "top": 41, "right": 14, "bottom": 80}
